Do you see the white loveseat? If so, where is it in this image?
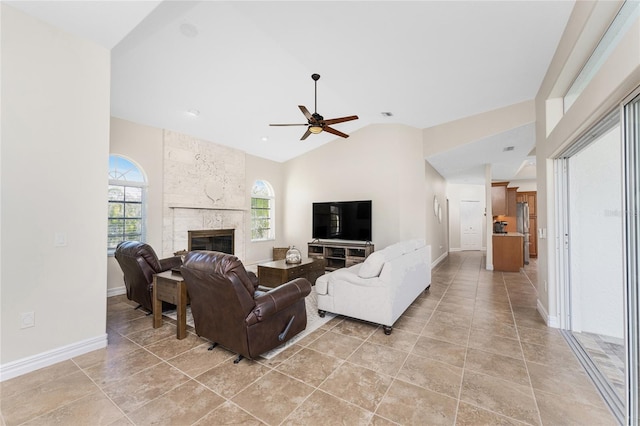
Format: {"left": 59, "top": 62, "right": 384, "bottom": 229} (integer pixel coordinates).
{"left": 315, "top": 239, "right": 431, "bottom": 334}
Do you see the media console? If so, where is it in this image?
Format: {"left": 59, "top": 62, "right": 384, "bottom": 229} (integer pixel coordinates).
{"left": 308, "top": 241, "right": 374, "bottom": 271}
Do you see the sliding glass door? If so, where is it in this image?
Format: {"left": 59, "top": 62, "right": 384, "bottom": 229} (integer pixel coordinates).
{"left": 554, "top": 93, "right": 640, "bottom": 424}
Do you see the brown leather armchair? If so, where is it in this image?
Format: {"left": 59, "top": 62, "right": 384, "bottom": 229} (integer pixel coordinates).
{"left": 114, "top": 241, "right": 183, "bottom": 313}
{"left": 181, "top": 251, "right": 311, "bottom": 363}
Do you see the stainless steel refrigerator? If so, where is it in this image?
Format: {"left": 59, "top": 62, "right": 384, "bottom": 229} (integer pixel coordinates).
{"left": 516, "top": 202, "right": 530, "bottom": 265}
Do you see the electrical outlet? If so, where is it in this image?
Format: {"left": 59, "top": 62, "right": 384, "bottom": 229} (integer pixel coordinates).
{"left": 21, "top": 312, "right": 35, "bottom": 329}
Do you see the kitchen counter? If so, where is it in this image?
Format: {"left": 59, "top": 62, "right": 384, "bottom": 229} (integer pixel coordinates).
{"left": 493, "top": 233, "right": 524, "bottom": 272}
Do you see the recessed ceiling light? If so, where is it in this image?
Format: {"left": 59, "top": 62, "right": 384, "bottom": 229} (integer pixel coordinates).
{"left": 185, "top": 109, "right": 200, "bottom": 117}
{"left": 261, "top": 136, "right": 269, "bottom": 142}
{"left": 381, "top": 112, "right": 393, "bottom": 117}
{"left": 179, "top": 23, "right": 199, "bottom": 38}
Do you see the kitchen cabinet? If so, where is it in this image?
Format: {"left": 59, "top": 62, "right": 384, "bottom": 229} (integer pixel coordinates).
{"left": 507, "top": 187, "right": 517, "bottom": 217}
{"left": 516, "top": 192, "right": 536, "bottom": 214}
{"left": 493, "top": 233, "right": 524, "bottom": 272}
{"left": 504, "top": 187, "right": 518, "bottom": 232}
{"left": 491, "top": 182, "right": 509, "bottom": 216}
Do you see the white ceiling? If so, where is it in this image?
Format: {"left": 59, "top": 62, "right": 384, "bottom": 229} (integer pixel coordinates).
{"left": 8, "top": 0, "right": 575, "bottom": 184}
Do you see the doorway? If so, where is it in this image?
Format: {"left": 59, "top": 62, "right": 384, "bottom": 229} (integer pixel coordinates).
{"left": 460, "top": 200, "right": 482, "bottom": 250}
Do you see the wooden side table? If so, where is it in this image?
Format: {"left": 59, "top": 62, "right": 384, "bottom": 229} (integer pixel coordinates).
{"left": 257, "top": 257, "right": 324, "bottom": 288}
{"left": 152, "top": 270, "right": 189, "bottom": 339}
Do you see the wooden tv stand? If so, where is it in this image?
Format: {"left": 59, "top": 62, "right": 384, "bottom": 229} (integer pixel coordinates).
{"left": 308, "top": 241, "right": 374, "bottom": 271}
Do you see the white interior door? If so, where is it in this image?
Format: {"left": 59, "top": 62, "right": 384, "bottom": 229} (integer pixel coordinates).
{"left": 460, "top": 200, "right": 482, "bottom": 250}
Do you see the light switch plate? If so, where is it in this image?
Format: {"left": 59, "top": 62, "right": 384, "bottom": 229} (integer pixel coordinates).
{"left": 54, "top": 232, "right": 67, "bottom": 247}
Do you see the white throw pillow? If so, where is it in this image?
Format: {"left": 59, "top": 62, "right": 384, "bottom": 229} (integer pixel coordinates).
{"left": 357, "top": 251, "right": 386, "bottom": 278}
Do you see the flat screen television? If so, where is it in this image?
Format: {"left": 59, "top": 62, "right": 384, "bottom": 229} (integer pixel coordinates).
{"left": 312, "top": 200, "right": 372, "bottom": 241}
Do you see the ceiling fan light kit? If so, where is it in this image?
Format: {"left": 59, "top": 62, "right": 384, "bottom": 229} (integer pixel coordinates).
{"left": 270, "top": 74, "right": 358, "bottom": 140}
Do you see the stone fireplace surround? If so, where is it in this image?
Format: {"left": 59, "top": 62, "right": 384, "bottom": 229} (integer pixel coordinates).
{"left": 163, "top": 206, "right": 245, "bottom": 260}
{"left": 162, "top": 130, "right": 247, "bottom": 261}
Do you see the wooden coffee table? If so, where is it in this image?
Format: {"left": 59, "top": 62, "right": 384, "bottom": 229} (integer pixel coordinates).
{"left": 257, "top": 258, "right": 324, "bottom": 288}
{"left": 152, "top": 270, "right": 190, "bottom": 339}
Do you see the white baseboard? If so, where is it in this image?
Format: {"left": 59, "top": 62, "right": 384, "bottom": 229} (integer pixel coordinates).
{"left": 0, "top": 334, "right": 108, "bottom": 382}
{"left": 107, "top": 286, "right": 126, "bottom": 297}
{"left": 432, "top": 251, "right": 448, "bottom": 269}
{"left": 537, "top": 299, "right": 559, "bottom": 328}
{"left": 449, "top": 247, "right": 462, "bottom": 252}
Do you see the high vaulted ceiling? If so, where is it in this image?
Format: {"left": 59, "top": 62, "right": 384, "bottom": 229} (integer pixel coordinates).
{"left": 8, "top": 1, "right": 575, "bottom": 183}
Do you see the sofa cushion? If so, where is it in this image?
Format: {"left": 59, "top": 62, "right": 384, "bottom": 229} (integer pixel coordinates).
{"left": 357, "top": 242, "right": 405, "bottom": 279}
{"left": 357, "top": 251, "right": 386, "bottom": 278}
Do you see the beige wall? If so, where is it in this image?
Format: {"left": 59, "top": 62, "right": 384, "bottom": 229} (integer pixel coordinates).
{"left": 1, "top": 4, "right": 110, "bottom": 370}
{"left": 422, "top": 100, "right": 535, "bottom": 157}
{"left": 425, "top": 162, "right": 449, "bottom": 263}
{"left": 283, "top": 124, "right": 436, "bottom": 261}
{"left": 535, "top": 1, "right": 640, "bottom": 323}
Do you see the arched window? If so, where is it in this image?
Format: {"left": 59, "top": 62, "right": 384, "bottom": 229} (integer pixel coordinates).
{"left": 251, "top": 179, "right": 275, "bottom": 241}
{"left": 108, "top": 155, "right": 147, "bottom": 254}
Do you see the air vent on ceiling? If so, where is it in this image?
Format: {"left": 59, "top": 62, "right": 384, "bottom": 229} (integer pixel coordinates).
{"left": 381, "top": 112, "right": 393, "bottom": 117}
{"left": 503, "top": 146, "right": 515, "bottom": 152}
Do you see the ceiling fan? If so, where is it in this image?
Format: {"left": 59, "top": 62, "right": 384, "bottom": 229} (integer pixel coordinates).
{"left": 270, "top": 73, "right": 359, "bottom": 140}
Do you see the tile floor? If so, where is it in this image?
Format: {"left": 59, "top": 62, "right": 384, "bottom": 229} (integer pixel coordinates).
{"left": 573, "top": 331, "right": 626, "bottom": 402}
{"left": 0, "top": 252, "right": 618, "bottom": 425}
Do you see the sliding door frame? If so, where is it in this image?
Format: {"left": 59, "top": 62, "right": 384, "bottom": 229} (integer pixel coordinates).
{"left": 622, "top": 89, "right": 640, "bottom": 425}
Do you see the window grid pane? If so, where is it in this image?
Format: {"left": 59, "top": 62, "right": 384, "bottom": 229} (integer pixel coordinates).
{"left": 108, "top": 155, "right": 146, "bottom": 252}
{"left": 251, "top": 195, "right": 272, "bottom": 240}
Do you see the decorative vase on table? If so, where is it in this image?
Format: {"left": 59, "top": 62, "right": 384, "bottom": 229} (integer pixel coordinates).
{"left": 285, "top": 246, "right": 302, "bottom": 264}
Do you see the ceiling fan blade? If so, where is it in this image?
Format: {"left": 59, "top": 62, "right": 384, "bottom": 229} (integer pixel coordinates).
{"left": 299, "top": 105, "right": 313, "bottom": 121}
{"left": 269, "top": 123, "right": 308, "bottom": 126}
{"left": 300, "top": 128, "right": 312, "bottom": 140}
{"left": 324, "top": 126, "right": 349, "bottom": 139}
{"left": 322, "top": 115, "right": 359, "bottom": 126}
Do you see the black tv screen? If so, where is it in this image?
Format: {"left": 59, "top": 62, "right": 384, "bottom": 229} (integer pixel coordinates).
{"left": 312, "top": 200, "right": 372, "bottom": 241}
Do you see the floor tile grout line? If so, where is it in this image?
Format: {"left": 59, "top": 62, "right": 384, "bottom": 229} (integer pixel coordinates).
{"left": 448, "top": 257, "right": 473, "bottom": 426}
{"left": 68, "top": 355, "right": 138, "bottom": 426}
{"left": 502, "top": 263, "right": 545, "bottom": 426}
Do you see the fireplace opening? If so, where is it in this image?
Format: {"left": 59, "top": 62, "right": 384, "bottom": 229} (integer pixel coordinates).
{"left": 188, "top": 229, "right": 234, "bottom": 255}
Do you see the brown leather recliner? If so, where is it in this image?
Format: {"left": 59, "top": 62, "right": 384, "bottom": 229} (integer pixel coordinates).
{"left": 181, "top": 250, "right": 311, "bottom": 362}
{"left": 114, "top": 241, "right": 183, "bottom": 313}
